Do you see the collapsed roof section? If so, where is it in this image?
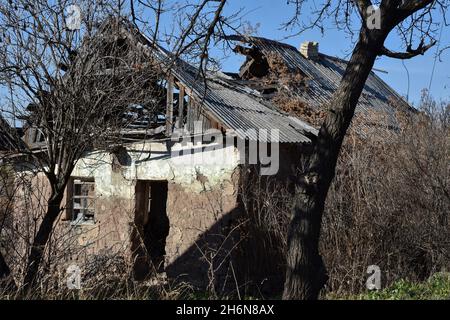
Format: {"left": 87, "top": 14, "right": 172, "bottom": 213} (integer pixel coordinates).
{"left": 19, "top": 18, "right": 412, "bottom": 150}
{"left": 132, "top": 26, "right": 319, "bottom": 144}
{"left": 224, "top": 35, "right": 412, "bottom": 130}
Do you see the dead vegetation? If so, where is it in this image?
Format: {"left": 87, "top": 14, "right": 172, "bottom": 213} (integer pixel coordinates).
{"left": 0, "top": 251, "right": 193, "bottom": 300}
{"left": 321, "top": 96, "right": 450, "bottom": 295}
{"left": 265, "top": 52, "right": 326, "bottom": 127}
{"left": 233, "top": 44, "right": 325, "bottom": 127}
{"left": 234, "top": 168, "right": 292, "bottom": 297}
{"left": 234, "top": 94, "right": 450, "bottom": 297}
{"left": 271, "top": 91, "right": 326, "bottom": 127}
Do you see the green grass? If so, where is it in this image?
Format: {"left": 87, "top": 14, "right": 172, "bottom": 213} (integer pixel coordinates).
{"left": 186, "top": 275, "right": 450, "bottom": 300}
{"left": 349, "top": 273, "right": 450, "bottom": 300}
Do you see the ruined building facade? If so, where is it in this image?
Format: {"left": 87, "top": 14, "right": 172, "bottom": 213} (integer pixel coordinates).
{"left": 3, "top": 20, "right": 410, "bottom": 292}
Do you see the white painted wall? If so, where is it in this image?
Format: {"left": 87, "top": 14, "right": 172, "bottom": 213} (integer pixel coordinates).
{"left": 71, "top": 139, "right": 241, "bottom": 198}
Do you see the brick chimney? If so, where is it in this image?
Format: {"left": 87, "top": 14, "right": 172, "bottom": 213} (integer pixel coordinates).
{"left": 299, "top": 41, "right": 319, "bottom": 59}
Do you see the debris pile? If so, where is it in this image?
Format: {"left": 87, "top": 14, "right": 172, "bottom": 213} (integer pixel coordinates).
{"left": 233, "top": 43, "right": 325, "bottom": 127}
{"left": 271, "top": 90, "right": 326, "bottom": 127}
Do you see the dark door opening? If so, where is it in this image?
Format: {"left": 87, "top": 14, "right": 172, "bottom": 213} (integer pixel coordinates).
{"left": 132, "top": 180, "right": 169, "bottom": 280}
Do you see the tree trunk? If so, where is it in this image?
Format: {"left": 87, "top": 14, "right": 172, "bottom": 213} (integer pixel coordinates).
{"left": 0, "top": 250, "right": 10, "bottom": 279}
{"left": 0, "top": 249, "right": 17, "bottom": 292}
{"left": 283, "top": 29, "right": 386, "bottom": 300}
{"left": 22, "top": 192, "right": 64, "bottom": 292}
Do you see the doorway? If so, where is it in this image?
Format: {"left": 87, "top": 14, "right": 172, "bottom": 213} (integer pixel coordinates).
{"left": 133, "top": 180, "right": 169, "bottom": 280}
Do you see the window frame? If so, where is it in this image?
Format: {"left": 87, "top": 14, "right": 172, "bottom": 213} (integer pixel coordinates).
{"left": 66, "top": 177, "right": 96, "bottom": 225}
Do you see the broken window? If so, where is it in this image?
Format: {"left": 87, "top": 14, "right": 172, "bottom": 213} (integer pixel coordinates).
{"left": 67, "top": 178, "right": 96, "bottom": 225}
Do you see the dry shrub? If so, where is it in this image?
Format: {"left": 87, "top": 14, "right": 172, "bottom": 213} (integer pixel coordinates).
{"left": 264, "top": 52, "right": 325, "bottom": 127}
{"left": 0, "top": 251, "right": 193, "bottom": 300}
{"left": 0, "top": 170, "right": 193, "bottom": 299}
{"left": 236, "top": 94, "right": 449, "bottom": 298}
{"left": 321, "top": 95, "right": 450, "bottom": 295}
{"left": 271, "top": 91, "right": 326, "bottom": 127}
{"left": 234, "top": 166, "right": 293, "bottom": 297}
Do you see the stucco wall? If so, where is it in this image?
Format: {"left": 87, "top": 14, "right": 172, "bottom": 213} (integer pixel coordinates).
{"left": 62, "top": 139, "right": 241, "bottom": 285}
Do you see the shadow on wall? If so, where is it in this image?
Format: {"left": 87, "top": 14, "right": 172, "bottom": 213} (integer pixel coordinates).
{"left": 163, "top": 145, "right": 303, "bottom": 298}
{"left": 164, "top": 199, "right": 285, "bottom": 298}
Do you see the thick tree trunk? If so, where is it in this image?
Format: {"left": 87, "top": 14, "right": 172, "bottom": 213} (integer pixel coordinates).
{"left": 22, "top": 192, "right": 64, "bottom": 292}
{"left": 283, "top": 29, "right": 386, "bottom": 300}
{"left": 0, "top": 250, "right": 10, "bottom": 279}
{"left": 0, "top": 250, "right": 17, "bottom": 292}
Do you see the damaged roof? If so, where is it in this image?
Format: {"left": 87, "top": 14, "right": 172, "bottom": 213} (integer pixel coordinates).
{"left": 69, "top": 20, "right": 411, "bottom": 145}
{"left": 172, "top": 68, "right": 317, "bottom": 143}
{"left": 225, "top": 35, "right": 410, "bottom": 121}
{"left": 149, "top": 33, "right": 410, "bottom": 143}
{"left": 137, "top": 33, "right": 318, "bottom": 144}
{"left": 0, "top": 116, "right": 24, "bottom": 152}
{"left": 15, "top": 20, "right": 411, "bottom": 150}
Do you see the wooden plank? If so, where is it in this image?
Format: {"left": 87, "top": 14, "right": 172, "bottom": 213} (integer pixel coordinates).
{"left": 165, "top": 76, "right": 174, "bottom": 136}
{"left": 173, "top": 79, "right": 228, "bottom": 133}
{"left": 134, "top": 181, "right": 150, "bottom": 227}
{"left": 186, "top": 96, "right": 193, "bottom": 133}
{"left": 63, "top": 178, "right": 74, "bottom": 221}
{"left": 178, "top": 86, "right": 185, "bottom": 129}
{"left": 203, "top": 115, "right": 212, "bottom": 131}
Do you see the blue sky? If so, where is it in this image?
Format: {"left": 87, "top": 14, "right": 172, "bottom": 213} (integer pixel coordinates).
{"left": 215, "top": 0, "right": 450, "bottom": 106}
{"left": 1, "top": 0, "right": 448, "bottom": 117}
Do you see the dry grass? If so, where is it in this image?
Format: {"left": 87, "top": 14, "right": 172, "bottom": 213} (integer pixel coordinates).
{"left": 321, "top": 96, "right": 450, "bottom": 295}
{"left": 235, "top": 94, "right": 450, "bottom": 297}
{"left": 0, "top": 252, "right": 193, "bottom": 300}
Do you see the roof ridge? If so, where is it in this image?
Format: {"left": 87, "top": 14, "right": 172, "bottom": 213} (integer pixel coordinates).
{"left": 224, "top": 34, "right": 297, "bottom": 50}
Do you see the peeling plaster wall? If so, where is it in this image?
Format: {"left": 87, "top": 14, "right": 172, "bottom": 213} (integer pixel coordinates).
{"left": 72, "top": 140, "right": 240, "bottom": 194}
{"left": 65, "top": 139, "right": 241, "bottom": 283}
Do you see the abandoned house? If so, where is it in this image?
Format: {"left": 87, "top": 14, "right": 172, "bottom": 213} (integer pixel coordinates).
{"left": 0, "top": 19, "right": 411, "bottom": 292}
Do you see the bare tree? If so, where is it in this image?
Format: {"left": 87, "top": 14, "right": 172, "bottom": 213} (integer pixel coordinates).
{"left": 0, "top": 0, "right": 167, "bottom": 291}
{"left": 0, "top": 158, "right": 10, "bottom": 280}
{"left": 282, "top": 0, "right": 449, "bottom": 299}
{"left": 0, "top": 0, "right": 237, "bottom": 293}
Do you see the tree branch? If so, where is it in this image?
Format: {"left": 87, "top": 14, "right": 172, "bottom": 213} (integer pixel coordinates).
{"left": 393, "top": 0, "right": 435, "bottom": 24}
{"left": 398, "top": 0, "right": 435, "bottom": 12}
{"left": 379, "top": 39, "right": 436, "bottom": 59}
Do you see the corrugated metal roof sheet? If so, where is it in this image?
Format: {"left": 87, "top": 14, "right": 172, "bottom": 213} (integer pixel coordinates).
{"left": 173, "top": 68, "right": 314, "bottom": 143}
{"left": 137, "top": 30, "right": 409, "bottom": 143}
{"left": 225, "top": 35, "right": 410, "bottom": 125}
{"left": 144, "top": 38, "right": 316, "bottom": 143}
